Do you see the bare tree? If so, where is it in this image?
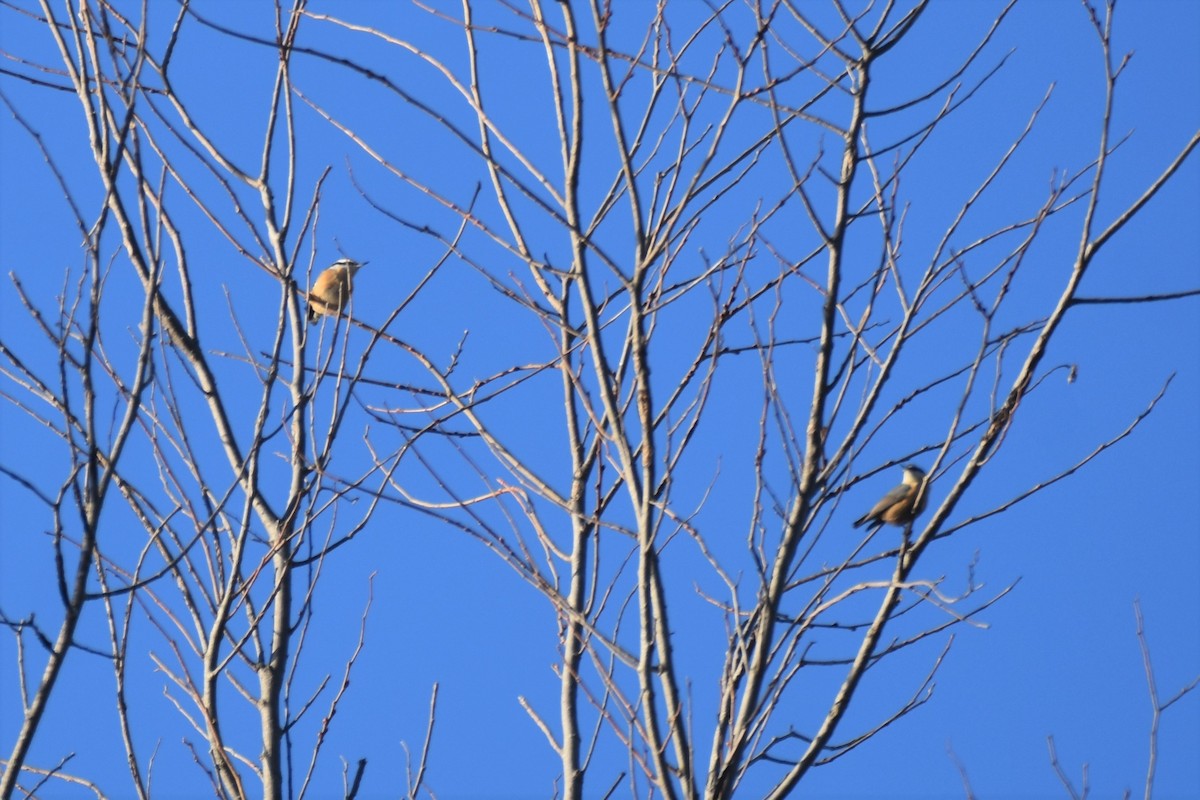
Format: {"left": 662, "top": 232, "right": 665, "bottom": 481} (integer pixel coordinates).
{"left": 1, "top": 1, "right": 1196, "bottom": 798}
{"left": 318, "top": 2, "right": 1197, "bottom": 798}
{"left": 0, "top": 2, "right": 424, "bottom": 797}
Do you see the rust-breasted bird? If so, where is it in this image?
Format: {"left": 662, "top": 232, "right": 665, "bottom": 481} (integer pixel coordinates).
{"left": 853, "top": 464, "right": 927, "bottom": 531}
{"left": 306, "top": 258, "right": 365, "bottom": 324}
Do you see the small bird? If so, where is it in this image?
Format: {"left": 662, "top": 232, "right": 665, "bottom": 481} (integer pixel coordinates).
{"left": 306, "top": 258, "right": 365, "bottom": 324}
{"left": 853, "top": 464, "right": 928, "bottom": 531}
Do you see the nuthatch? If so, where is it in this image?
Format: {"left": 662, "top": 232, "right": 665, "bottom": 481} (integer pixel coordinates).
{"left": 306, "top": 258, "right": 365, "bottom": 324}
{"left": 853, "top": 464, "right": 927, "bottom": 531}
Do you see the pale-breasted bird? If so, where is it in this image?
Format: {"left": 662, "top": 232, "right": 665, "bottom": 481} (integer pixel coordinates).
{"left": 853, "top": 464, "right": 927, "bottom": 531}
{"left": 306, "top": 258, "right": 365, "bottom": 324}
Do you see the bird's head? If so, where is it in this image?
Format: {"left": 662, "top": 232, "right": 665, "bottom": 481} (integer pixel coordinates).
{"left": 901, "top": 464, "right": 926, "bottom": 484}
{"left": 333, "top": 258, "right": 367, "bottom": 275}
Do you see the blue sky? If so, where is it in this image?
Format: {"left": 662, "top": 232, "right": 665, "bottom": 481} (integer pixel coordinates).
{"left": 2, "top": 1, "right": 1198, "bottom": 798}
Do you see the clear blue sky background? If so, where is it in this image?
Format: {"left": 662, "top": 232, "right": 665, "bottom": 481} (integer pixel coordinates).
{"left": 2, "top": 1, "right": 1198, "bottom": 798}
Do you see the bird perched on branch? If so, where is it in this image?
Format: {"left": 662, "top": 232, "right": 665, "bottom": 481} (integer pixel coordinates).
{"left": 853, "top": 464, "right": 928, "bottom": 531}
{"left": 307, "top": 258, "right": 365, "bottom": 324}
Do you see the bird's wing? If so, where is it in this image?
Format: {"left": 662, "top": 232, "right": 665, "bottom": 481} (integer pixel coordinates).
{"left": 864, "top": 482, "right": 911, "bottom": 519}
